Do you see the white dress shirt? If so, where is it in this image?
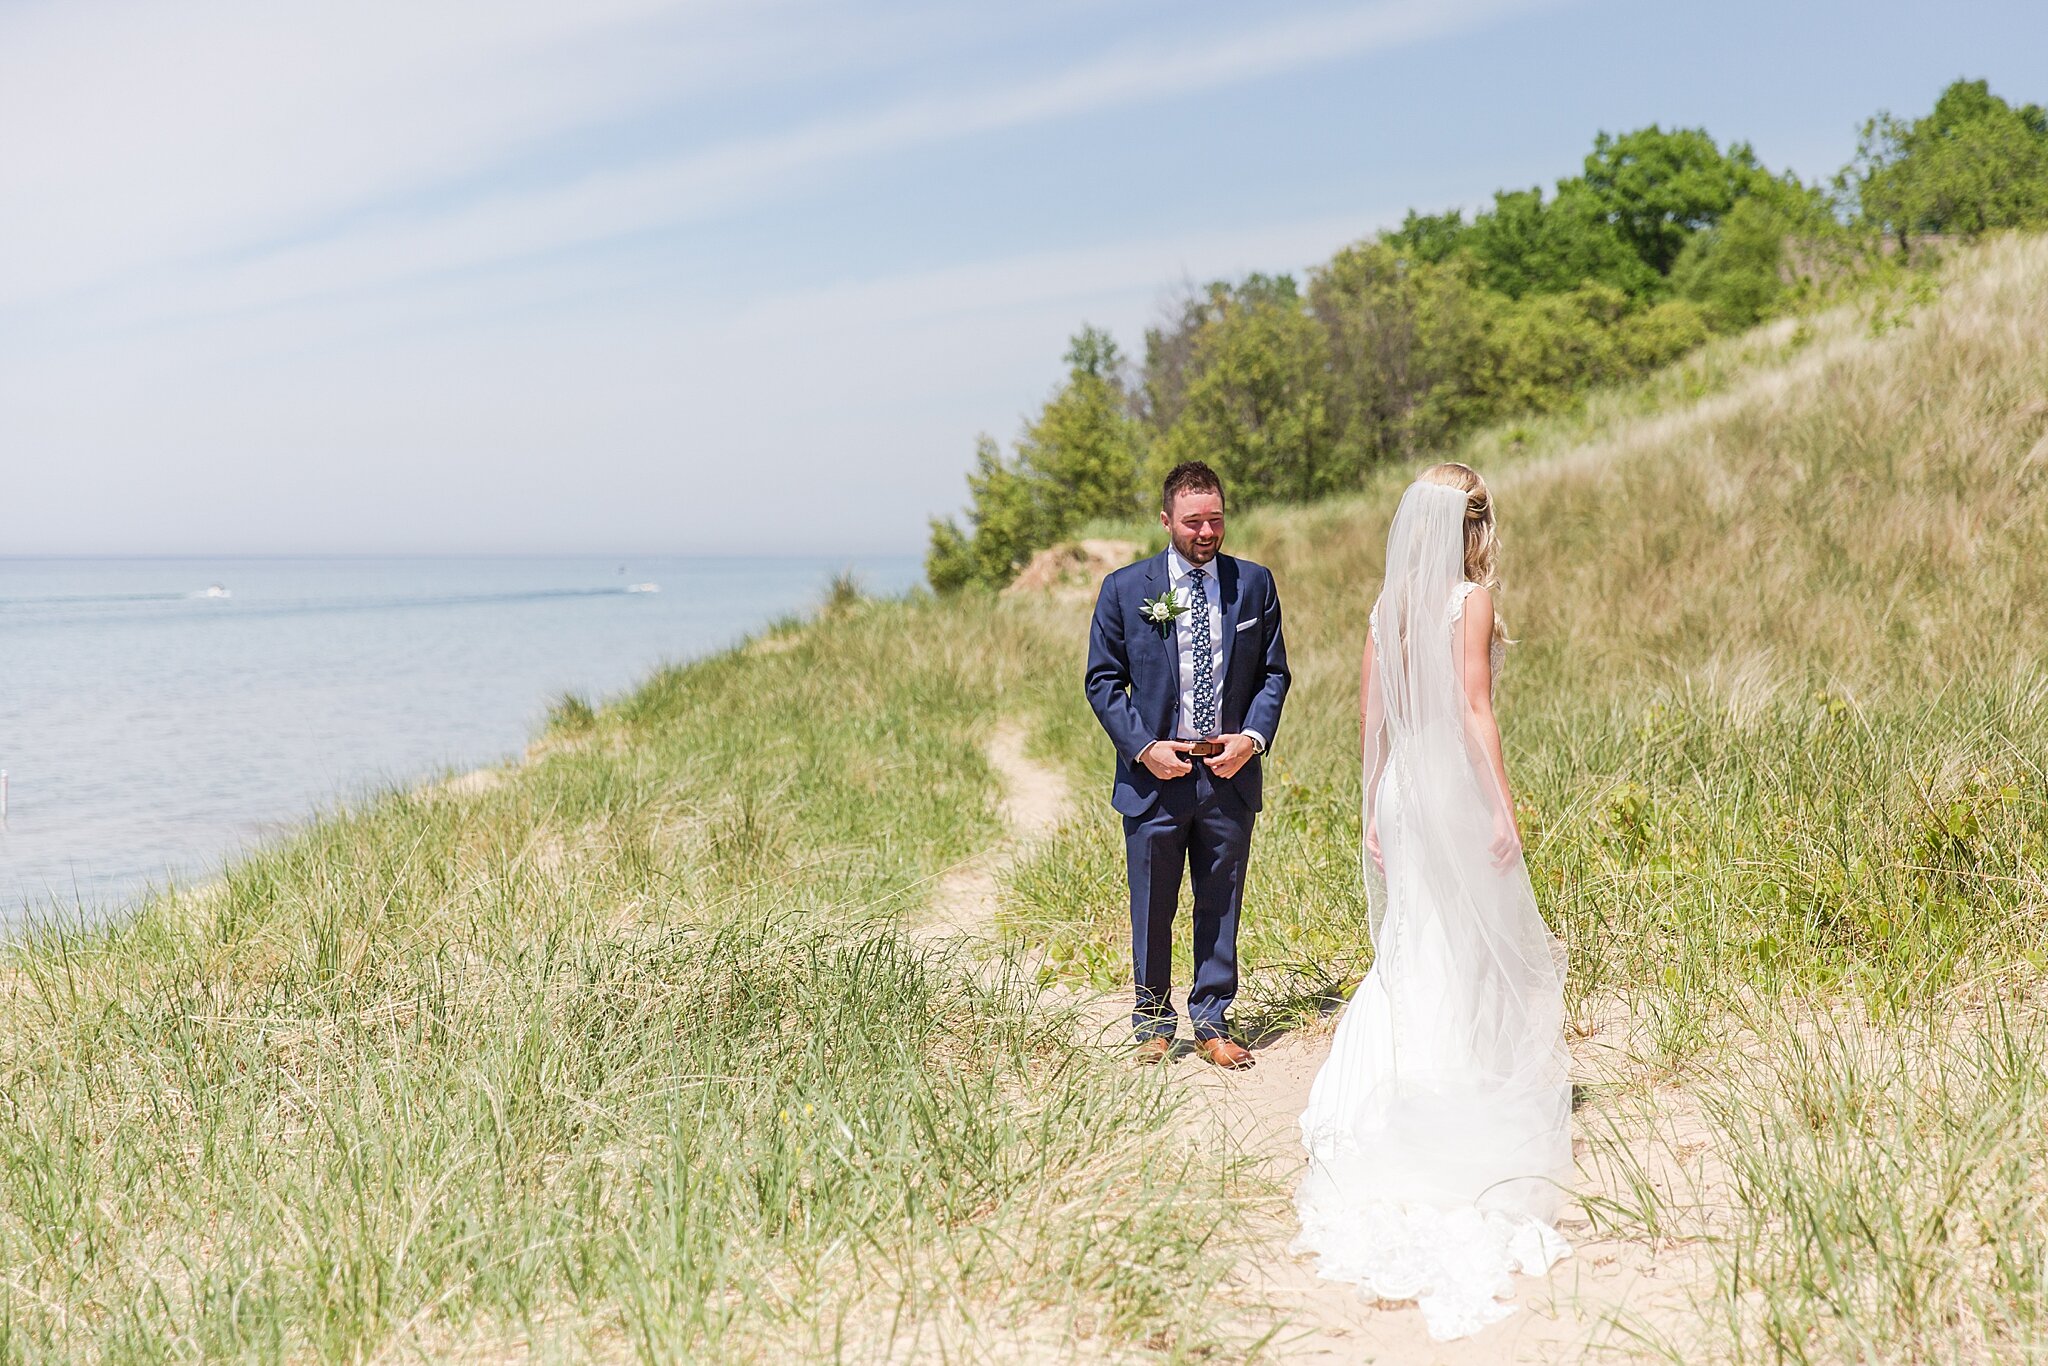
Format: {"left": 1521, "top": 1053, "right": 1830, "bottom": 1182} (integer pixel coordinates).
{"left": 1139, "top": 548, "right": 1265, "bottom": 764}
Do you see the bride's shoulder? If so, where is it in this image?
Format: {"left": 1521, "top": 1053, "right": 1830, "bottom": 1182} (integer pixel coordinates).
{"left": 1448, "top": 581, "right": 1485, "bottom": 621}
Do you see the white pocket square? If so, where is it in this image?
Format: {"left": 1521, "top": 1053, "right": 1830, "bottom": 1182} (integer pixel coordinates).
{"left": 1234, "top": 617, "right": 1259, "bottom": 632}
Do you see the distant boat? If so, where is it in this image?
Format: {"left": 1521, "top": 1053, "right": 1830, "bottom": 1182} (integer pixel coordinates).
{"left": 625, "top": 582, "right": 660, "bottom": 594}
{"left": 201, "top": 584, "right": 231, "bottom": 599}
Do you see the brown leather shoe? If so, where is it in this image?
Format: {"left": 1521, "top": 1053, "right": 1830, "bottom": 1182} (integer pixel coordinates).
{"left": 1134, "top": 1037, "right": 1173, "bottom": 1066}
{"left": 1196, "top": 1036, "right": 1254, "bottom": 1070}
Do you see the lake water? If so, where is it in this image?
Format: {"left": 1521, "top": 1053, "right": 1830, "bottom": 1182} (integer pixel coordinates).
{"left": 0, "top": 555, "right": 921, "bottom": 922}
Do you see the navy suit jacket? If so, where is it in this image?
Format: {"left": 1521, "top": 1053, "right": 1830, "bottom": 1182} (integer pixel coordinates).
{"left": 1085, "top": 549, "right": 1291, "bottom": 818}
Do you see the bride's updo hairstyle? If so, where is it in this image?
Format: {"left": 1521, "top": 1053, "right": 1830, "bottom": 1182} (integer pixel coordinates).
{"left": 1417, "top": 461, "right": 1507, "bottom": 647}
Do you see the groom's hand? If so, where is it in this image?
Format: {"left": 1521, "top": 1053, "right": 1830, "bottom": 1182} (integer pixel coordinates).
{"left": 1139, "top": 740, "right": 1195, "bottom": 779}
{"left": 1208, "top": 733, "right": 1258, "bottom": 779}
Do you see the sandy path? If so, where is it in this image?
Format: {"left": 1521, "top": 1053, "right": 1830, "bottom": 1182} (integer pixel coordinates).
{"left": 923, "top": 730, "right": 1704, "bottom": 1363}
{"left": 912, "top": 725, "right": 1070, "bottom": 948}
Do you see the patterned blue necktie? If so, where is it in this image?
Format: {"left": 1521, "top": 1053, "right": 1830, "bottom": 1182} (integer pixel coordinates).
{"left": 1189, "top": 567, "right": 1217, "bottom": 736}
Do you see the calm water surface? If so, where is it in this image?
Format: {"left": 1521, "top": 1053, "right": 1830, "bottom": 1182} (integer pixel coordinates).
{"left": 0, "top": 555, "right": 919, "bottom": 921}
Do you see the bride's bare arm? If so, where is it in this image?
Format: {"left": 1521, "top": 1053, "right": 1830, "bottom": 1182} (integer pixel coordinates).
{"left": 1361, "top": 628, "right": 1386, "bottom": 872}
{"left": 1458, "top": 587, "right": 1521, "bottom": 867}
{"left": 1360, "top": 629, "right": 1379, "bottom": 745}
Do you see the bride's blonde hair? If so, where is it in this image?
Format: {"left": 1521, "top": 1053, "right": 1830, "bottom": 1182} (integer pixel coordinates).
{"left": 1418, "top": 461, "right": 1508, "bottom": 647}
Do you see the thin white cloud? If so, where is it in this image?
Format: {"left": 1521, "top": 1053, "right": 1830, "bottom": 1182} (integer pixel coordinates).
{"left": 0, "top": 0, "right": 973, "bottom": 308}
{"left": 0, "top": 204, "right": 1403, "bottom": 553}
{"left": 734, "top": 210, "right": 1391, "bottom": 334}
{"left": 4, "top": 0, "right": 1550, "bottom": 328}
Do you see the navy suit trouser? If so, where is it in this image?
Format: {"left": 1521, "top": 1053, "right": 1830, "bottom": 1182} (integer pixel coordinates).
{"left": 1123, "top": 759, "right": 1254, "bottom": 1042}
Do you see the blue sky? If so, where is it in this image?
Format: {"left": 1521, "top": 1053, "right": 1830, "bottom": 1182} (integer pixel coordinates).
{"left": 3, "top": 0, "right": 2042, "bottom": 556}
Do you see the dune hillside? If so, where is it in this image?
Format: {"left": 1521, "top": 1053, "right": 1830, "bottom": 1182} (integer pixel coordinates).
{"left": 999, "top": 231, "right": 2048, "bottom": 1362}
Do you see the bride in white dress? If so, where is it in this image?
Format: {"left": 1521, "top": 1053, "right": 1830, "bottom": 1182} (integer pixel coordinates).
{"left": 1293, "top": 463, "right": 1573, "bottom": 1342}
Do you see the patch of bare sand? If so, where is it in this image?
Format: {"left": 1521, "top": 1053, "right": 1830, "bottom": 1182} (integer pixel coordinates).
{"left": 426, "top": 767, "right": 507, "bottom": 799}
{"left": 1003, "top": 540, "right": 1144, "bottom": 601}
{"left": 933, "top": 731, "right": 1717, "bottom": 1362}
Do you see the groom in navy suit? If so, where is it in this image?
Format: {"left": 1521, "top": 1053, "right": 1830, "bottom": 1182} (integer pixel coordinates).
{"left": 1086, "top": 461, "right": 1290, "bottom": 1068}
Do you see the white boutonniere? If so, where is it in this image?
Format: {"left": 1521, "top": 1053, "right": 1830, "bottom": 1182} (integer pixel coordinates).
{"left": 1141, "top": 588, "right": 1189, "bottom": 637}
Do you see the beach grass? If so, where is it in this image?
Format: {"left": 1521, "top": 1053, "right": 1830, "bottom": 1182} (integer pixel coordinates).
{"left": 3, "top": 233, "right": 2046, "bottom": 1360}
{"left": 0, "top": 598, "right": 1247, "bottom": 1360}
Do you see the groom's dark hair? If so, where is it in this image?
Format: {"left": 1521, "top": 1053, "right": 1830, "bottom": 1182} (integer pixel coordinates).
{"left": 1162, "top": 460, "right": 1225, "bottom": 512}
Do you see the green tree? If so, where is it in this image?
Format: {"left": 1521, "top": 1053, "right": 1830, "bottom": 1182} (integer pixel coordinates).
{"left": 1847, "top": 79, "right": 2048, "bottom": 247}
{"left": 1156, "top": 278, "right": 1340, "bottom": 505}
{"left": 1061, "top": 323, "right": 1123, "bottom": 382}
{"left": 1310, "top": 241, "right": 1495, "bottom": 467}
{"left": 1014, "top": 326, "right": 1148, "bottom": 526}
{"left": 1385, "top": 209, "right": 1471, "bottom": 265}
{"left": 923, "top": 518, "right": 974, "bottom": 595}
{"left": 1580, "top": 126, "right": 1782, "bottom": 276}
{"left": 924, "top": 436, "right": 1055, "bottom": 592}
{"left": 1670, "top": 197, "right": 1797, "bottom": 329}
{"left": 1466, "top": 183, "right": 1661, "bottom": 299}
{"left": 1478, "top": 285, "right": 1709, "bottom": 416}
{"left": 925, "top": 326, "right": 1149, "bottom": 592}
{"left": 1140, "top": 284, "right": 1222, "bottom": 432}
{"left": 1141, "top": 274, "right": 1307, "bottom": 433}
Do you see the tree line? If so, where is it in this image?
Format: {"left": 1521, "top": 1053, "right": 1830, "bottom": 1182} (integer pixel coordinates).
{"left": 927, "top": 79, "right": 2048, "bottom": 592}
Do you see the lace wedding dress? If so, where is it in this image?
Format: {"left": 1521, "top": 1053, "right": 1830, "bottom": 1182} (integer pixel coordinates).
{"left": 1292, "top": 481, "right": 1573, "bottom": 1342}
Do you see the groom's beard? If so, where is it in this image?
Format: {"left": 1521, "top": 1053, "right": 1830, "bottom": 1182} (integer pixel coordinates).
{"left": 1173, "top": 535, "right": 1221, "bottom": 565}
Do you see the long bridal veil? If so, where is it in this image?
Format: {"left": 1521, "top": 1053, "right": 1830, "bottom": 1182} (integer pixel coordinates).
{"left": 1293, "top": 480, "right": 1573, "bottom": 1341}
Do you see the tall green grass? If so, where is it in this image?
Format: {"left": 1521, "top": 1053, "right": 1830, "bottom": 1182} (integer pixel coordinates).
{"left": 0, "top": 604, "right": 1244, "bottom": 1360}
{"left": 1584, "top": 1000, "right": 2048, "bottom": 1363}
